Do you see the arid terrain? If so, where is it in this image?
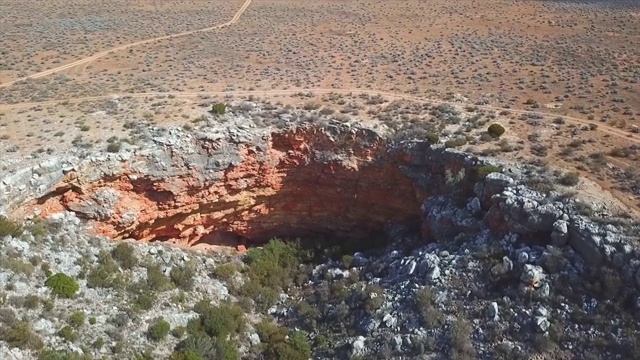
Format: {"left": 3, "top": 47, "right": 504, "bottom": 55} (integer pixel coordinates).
{"left": 1, "top": 0, "right": 639, "bottom": 214}
{"left": 2, "top": 1, "right": 640, "bottom": 359}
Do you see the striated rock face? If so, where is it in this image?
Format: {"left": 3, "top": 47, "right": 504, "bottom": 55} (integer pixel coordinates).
{"left": 20, "top": 123, "right": 468, "bottom": 248}
{"left": 2, "top": 119, "right": 639, "bottom": 290}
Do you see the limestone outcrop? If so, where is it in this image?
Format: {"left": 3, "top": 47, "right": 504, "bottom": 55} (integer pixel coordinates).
{"left": 1, "top": 118, "right": 639, "bottom": 289}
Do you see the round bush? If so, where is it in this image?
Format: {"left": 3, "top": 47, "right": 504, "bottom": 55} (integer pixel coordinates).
{"left": 45, "top": 273, "right": 79, "bottom": 298}
{"left": 487, "top": 123, "right": 505, "bottom": 138}
{"left": 148, "top": 318, "right": 171, "bottom": 342}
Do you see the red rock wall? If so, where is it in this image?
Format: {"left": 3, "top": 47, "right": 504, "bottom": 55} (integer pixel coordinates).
{"left": 33, "top": 128, "right": 424, "bottom": 248}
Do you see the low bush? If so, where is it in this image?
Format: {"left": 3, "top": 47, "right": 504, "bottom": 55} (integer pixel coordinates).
{"left": 193, "top": 301, "right": 245, "bottom": 338}
{"left": 112, "top": 242, "right": 137, "bottom": 269}
{"left": 68, "top": 311, "right": 85, "bottom": 328}
{"left": 559, "top": 172, "right": 580, "bottom": 186}
{"left": 487, "top": 123, "right": 506, "bottom": 138}
{"left": 174, "top": 334, "right": 238, "bottom": 360}
{"left": 57, "top": 325, "right": 77, "bottom": 342}
{"left": 87, "top": 251, "right": 129, "bottom": 289}
{"left": 0, "top": 216, "right": 23, "bottom": 237}
{"left": 415, "top": 287, "right": 444, "bottom": 329}
{"left": 426, "top": 132, "right": 440, "bottom": 145}
{"left": 444, "top": 137, "right": 467, "bottom": 148}
{"left": 171, "top": 263, "right": 196, "bottom": 291}
{"left": 210, "top": 103, "right": 226, "bottom": 115}
{"left": 0, "top": 320, "right": 43, "bottom": 350}
{"left": 146, "top": 263, "right": 172, "bottom": 291}
{"left": 148, "top": 317, "right": 171, "bottom": 342}
{"left": 45, "top": 273, "right": 79, "bottom": 298}
{"left": 474, "top": 165, "right": 501, "bottom": 179}
{"left": 255, "top": 320, "right": 311, "bottom": 360}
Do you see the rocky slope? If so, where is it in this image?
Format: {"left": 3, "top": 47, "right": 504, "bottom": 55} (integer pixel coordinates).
{"left": 1, "top": 102, "right": 640, "bottom": 359}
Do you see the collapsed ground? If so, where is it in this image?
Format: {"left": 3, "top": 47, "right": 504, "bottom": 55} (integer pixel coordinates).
{"left": 1, "top": 109, "right": 640, "bottom": 359}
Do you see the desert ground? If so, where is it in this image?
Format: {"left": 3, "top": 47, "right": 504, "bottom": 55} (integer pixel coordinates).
{"left": 0, "top": 0, "right": 639, "bottom": 211}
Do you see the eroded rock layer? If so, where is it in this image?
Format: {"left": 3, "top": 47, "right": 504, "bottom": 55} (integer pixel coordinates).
{"left": 2, "top": 119, "right": 639, "bottom": 291}
{"left": 24, "top": 125, "right": 462, "bottom": 247}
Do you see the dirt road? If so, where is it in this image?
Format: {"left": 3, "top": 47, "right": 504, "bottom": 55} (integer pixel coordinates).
{"left": 0, "top": 0, "right": 253, "bottom": 89}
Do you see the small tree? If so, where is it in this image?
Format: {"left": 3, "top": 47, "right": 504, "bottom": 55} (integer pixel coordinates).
{"left": 45, "top": 273, "right": 79, "bottom": 298}
{"left": 210, "top": 103, "right": 226, "bottom": 115}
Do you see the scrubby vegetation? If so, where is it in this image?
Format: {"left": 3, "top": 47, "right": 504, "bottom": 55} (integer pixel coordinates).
{"left": 44, "top": 273, "right": 79, "bottom": 298}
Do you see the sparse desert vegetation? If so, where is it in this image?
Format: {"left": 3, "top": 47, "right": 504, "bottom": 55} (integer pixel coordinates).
{"left": 1, "top": 0, "right": 640, "bottom": 359}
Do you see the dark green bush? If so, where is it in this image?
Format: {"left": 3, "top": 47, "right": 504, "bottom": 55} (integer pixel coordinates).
{"left": 0, "top": 216, "right": 23, "bottom": 237}
{"left": 68, "top": 311, "right": 85, "bottom": 328}
{"left": 415, "top": 287, "right": 444, "bottom": 329}
{"left": 237, "top": 239, "right": 309, "bottom": 310}
{"left": 193, "top": 301, "right": 245, "bottom": 338}
{"left": 210, "top": 103, "right": 226, "bottom": 115}
{"left": 444, "top": 137, "right": 467, "bottom": 148}
{"left": 106, "top": 142, "right": 122, "bottom": 153}
{"left": 87, "top": 251, "right": 129, "bottom": 289}
{"left": 474, "top": 165, "right": 501, "bottom": 179}
{"left": 487, "top": 123, "right": 506, "bottom": 138}
{"left": 45, "top": 273, "right": 79, "bottom": 298}
{"left": 559, "top": 172, "right": 580, "bottom": 186}
{"left": 256, "top": 320, "right": 311, "bottom": 360}
{"left": 426, "top": 132, "right": 440, "bottom": 145}
{"left": 57, "top": 325, "right": 77, "bottom": 342}
{"left": 148, "top": 317, "right": 171, "bottom": 341}
{"left": 171, "top": 263, "right": 196, "bottom": 291}
{"left": 112, "top": 242, "right": 137, "bottom": 269}
{"left": 175, "top": 334, "right": 238, "bottom": 360}
{"left": 38, "top": 349, "right": 92, "bottom": 360}
{"left": 146, "top": 263, "right": 172, "bottom": 291}
{"left": 0, "top": 321, "right": 43, "bottom": 350}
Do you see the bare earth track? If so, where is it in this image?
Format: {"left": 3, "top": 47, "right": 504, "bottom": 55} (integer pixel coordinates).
{"left": 0, "top": 0, "right": 254, "bottom": 89}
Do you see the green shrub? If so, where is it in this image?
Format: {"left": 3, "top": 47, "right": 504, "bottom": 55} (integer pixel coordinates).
{"left": 58, "top": 325, "right": 77, "bottom": 342}
{"left": 112, "top": 242, "right": 137, "bottom": 269}
{"left": 449, "top": 318, "right": 476, "bottom": 360}
{"left": 68, "top": 311, "right": 85, "bottom": 328}
{"left": 92, "top": 337, "right": 105, "bottom": 349}
{"left": 175, "top": 334, "right": 238, "bottom": 360}
{"left": 0, "top": 216, "right": 23, "bottom": 237}
{"left": 256, "top": 321, "right": 311, "bottom": 360}
{"left": 106, "top": 142, "right": 122, "bottom": 153}
{"left": 559, "top": 172, "right": 580, "bottom": 186}
{"left": 415, "top": 287, "right": 444, "bottom": 329}
{"left": 487, "top": 123, "right": 505, "bottom": 138}
{"left": 148, "top": 317, "right": 171, "bottom": 342}
{"left": 87, "top": 251, "right": 129, "bottom": 289}
{"left": 45, "top": 273, "right": 79, "bottom": 298}
{"left": 171, "top": 263, "right": 196, "bottom": 291}
{"left": 89, "top": 317, "right": 97, "bottom": 325}
{"left": 0, "top": 320, "right": 43, "bottom": 350}
{"left": 146, "top": 263, "right": 172, "bottom": 291}
{"left": 170, "top": 350, "right": 204, "bottom": 360}
{"left": 474, "top": 165, "right": 501, "bottom": 179}
{"left": 0, "top": 257, "right": 35, "bottom": 277}
{"left": 210, "top": 103, "right": 226, "bottom": 115}
{"left": 426, "top": 132, "right": 440, "bottom": 144}
{"left": 194, "top": 301, "right": 245, "bottom": 338}
{"left": 38, "top": 349, "right": 92, "bottom": 360}
{"left": 444, "top": 137, "right": 467, "bottom": 148}
{"left": 173, "top": 326, "right": 186, "bottom": 338}
{"left": 24, "top": 295, "right": 40, "bottom": 309}
{"left": 213, "top": 262, "right": 239, "bottom": 281}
